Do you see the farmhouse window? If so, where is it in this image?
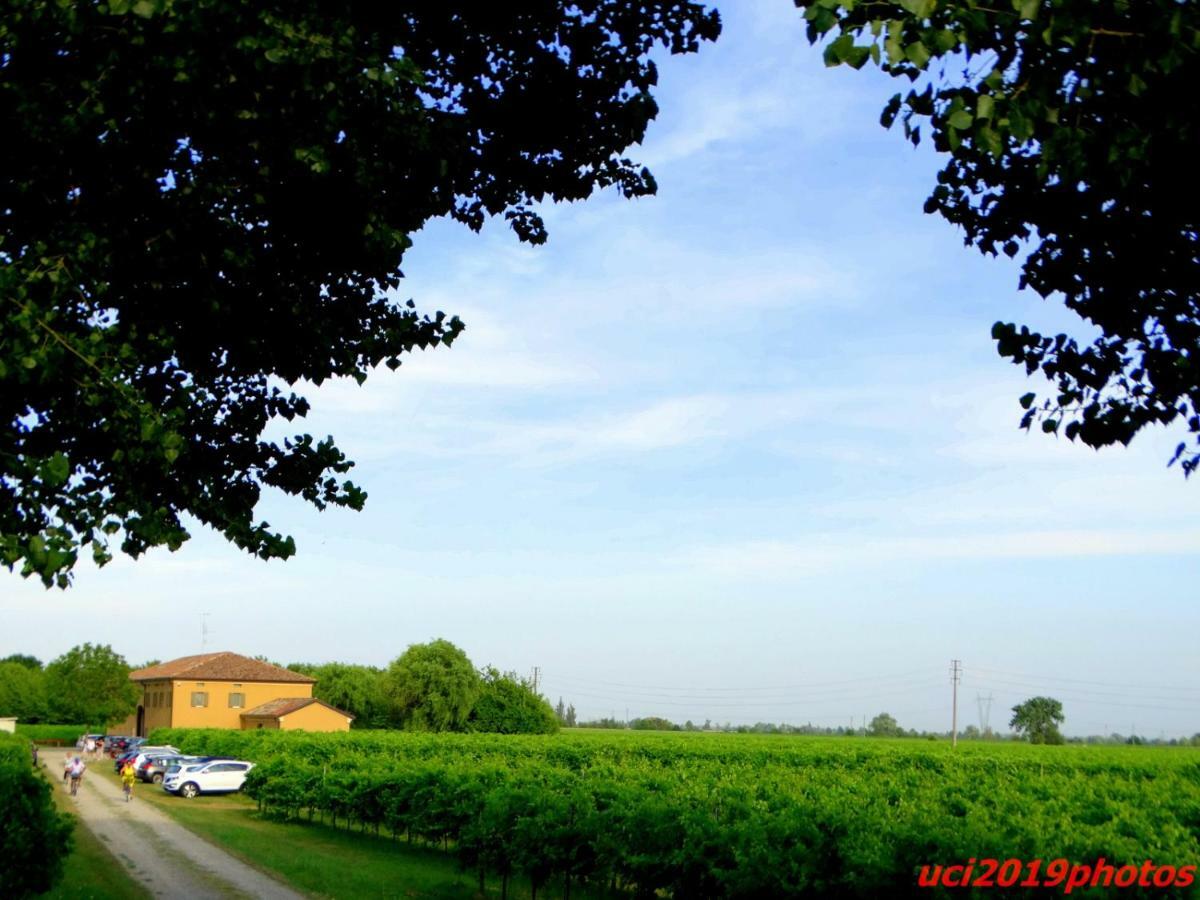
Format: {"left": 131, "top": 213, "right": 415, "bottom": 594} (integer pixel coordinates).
{"left": 228, "top": 692, "right": 245, "bottom": 709}
{"left": 191, "top": 691, "right": 208, "bottom": 708}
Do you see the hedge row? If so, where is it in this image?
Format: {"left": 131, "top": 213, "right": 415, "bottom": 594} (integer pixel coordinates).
{"left": 0, "top": 731, "right": 74, "bottom": 898}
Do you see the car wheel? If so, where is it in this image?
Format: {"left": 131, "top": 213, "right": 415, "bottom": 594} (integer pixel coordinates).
{"left": 152, "top": 773, "right": 163, "bottom": 785}
{"left": 180, "top": 782, "right": 199, "bottom": 799}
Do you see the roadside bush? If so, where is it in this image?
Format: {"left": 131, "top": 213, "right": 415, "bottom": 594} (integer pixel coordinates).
{"left": 0, "top": 732, "right": 73, "bottom": 898}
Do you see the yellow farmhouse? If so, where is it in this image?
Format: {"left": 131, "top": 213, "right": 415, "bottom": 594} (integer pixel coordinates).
{"left": 116, "top": 651, "right": 352, "bottom": 736}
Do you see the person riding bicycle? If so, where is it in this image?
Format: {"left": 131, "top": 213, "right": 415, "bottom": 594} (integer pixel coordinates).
{"left": 121, "top": 759, "right": 137, "bottom": 802}
{"left": 69, "top": 756, "right": 86, "bottom": 796}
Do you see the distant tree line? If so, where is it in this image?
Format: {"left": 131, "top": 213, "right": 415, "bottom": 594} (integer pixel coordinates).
{"left": 0, "top": 644, "right": 139, "bottom": 727}
{"left": 567, "top": 702, "right": 1200, "bottom": 746}
{"left": 288, "top": 639, "right": 558, "bottom": 735}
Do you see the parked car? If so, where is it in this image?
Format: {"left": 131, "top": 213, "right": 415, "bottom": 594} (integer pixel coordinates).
{"left": 105, "top": 736, "right": 142, "bottom": 758}
{"left": 113, "top": 749, "right": 140, "bottom": 772}
{"left": 138, "top": 754, "right": 197, "bottom": 785}
{"left": 130, "top": 745, "right": 180, "bottom": 768}
{"left": 163, "top": 759, "right": 255, "bottom": 798}
{"left": 115, "top": 744, "right": 178, "bottom": 773}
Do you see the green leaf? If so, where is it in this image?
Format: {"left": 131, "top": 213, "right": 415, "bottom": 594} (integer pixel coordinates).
{"left": 904, "top": 41, "right": 931, "bottom": 67}
{"left": 43, "top": 453, "right": 71, "bottom": 486}
{"left": 948, "top": 109, "right": 973, "bottom": 130}
{"left": 1015, "top": 0, "right": 1039, "bottom": 20}
{"left": 898, "top": 0, "right": 936, "bottom": 18}
{"left": 976, "top": 94, "right": 995, "bottom": 121}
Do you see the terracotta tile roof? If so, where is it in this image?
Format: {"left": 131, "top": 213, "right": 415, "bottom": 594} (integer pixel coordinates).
{"left": 241, "top": 697, "right": 354, "bottom": 720}
{"left": 128, "top": 652, "right": 316, "bottom": 684}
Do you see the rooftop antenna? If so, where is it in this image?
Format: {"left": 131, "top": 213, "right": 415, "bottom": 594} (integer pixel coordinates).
{"left": 201, "top": 612, "right": 210, "bottom": 650}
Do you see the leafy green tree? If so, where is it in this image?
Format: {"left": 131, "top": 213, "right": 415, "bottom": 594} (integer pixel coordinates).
{"left": 1, "top": 3, "right": 721, "bottom": 589}
{"left": 43, "top": 643, "right": 138, "bottom": 726}
{"left": 382, "top": 639, "right": 480, "bottom": 732}
{"left": 798, "top": 0, "right": 1200, "bottom": 474}
{"left": 1010, "top": 696, "right": 1065, "bottom": 744}
{"left": 0, "top": 654, "right": 42, "bottom": 670}
{"left": 0, "top": 662, "right": 48, "bottom": 722}
{"left": 304, "top": 662, "right": 387, "bottom": 729}
{"left": 469, "top": 668, "right": 558, "bottom": 735}
{"left": 868, "top": 712, "right": 903, "bottom": 737}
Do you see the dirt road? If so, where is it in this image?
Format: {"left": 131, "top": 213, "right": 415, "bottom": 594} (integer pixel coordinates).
{"left": 48, "top": 749, "right": 304, "bottom": 900}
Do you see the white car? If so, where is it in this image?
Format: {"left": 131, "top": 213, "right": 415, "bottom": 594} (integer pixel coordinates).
{"left": 162, "top": 759, "right": 255, "bottom": 798}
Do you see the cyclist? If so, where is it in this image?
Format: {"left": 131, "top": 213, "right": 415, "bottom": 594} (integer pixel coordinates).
{"left": 121, "top": 758, "right": 137, "bottom": 802}
{"left": 69, "top": 756, "right": 85, "bottom": 796}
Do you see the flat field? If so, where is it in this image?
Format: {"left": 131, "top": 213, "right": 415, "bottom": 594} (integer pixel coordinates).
{"left": 151, "top": 727, "right": 1200, "bottom": 898}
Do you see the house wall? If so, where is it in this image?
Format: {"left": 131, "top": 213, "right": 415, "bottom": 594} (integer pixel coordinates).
{"left": 167, "top": 680, "right": 314, "bottom": 730}
{"left": 279, "top": 703, "right": 352, "bottom": 732}
{"left": 141, "top": 680, "right": 175, "bottom": 734}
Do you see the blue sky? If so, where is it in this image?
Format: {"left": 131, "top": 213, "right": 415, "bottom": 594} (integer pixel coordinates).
{"left": 3, "top": 3, "right": 1197, "bottom": 737}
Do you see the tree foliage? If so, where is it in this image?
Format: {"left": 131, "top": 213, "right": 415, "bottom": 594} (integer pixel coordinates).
{"left": 42, "top": 642, "right": 138, "bottom": 726}
{"left": 0, "top": 731, "right": 73, "bottom": 898}
{"left": 468, "top": 668, "right": 558, "bottom": 735}
{"left": 0, "top": 661, "right": 48, "bottom": 722}
{"left": 289, "top": 661, "right": 388, "bottom": 729}
{"left": 0, "top": 654, "right": 42, "bottom": 670}
{"left": 1010, "top": 695, "right": 1065, "bottom": 744}
{"left": 0, "top": 2, "right": 721, "bottom": 588}
{"left": 799, "top": 0, "right": 1200, "bottom": 473}
{"left": 868, "top": 712, "right": 903, "bottom": 737}
{"left": 382, "top": 639, "right": 480, "bottom": 733}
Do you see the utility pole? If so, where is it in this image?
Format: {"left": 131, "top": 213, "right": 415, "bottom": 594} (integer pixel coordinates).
{"left": 201, "top": 612, "right": 210, "bottom": 650}
{"left": 531, "top": 666, "right": 540, "bottom": 695}
{"left": 950, "top": 660, "right": 962, "bottom": 748}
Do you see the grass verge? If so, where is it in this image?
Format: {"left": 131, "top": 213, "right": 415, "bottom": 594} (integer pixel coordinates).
{"left": 42, "top": 764, "right": 152, "bottom": 900}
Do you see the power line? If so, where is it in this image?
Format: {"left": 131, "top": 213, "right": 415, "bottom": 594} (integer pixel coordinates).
{"left": 541, "top": 680, "right": 949, "bottom": 709}
{"left": 546, "top": 667, "right": 940, "bottom": 694}
{"left": 970, "top": 666, "right": 1200, "bottom": 694}
{"left": 971, "top": 683, "right": 1200, "bottom": 715}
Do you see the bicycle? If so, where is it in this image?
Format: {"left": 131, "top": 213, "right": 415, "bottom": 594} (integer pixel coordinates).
{"left": 69, "top": 774, "right": 81, "bottom": 797}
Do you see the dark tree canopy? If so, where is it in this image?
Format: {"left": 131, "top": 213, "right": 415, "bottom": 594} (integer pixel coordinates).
{"left": 382, "top": 639, "right": 481, "bottom": 732}
{"left": 797, "top": 0, "right": 1199, "bottom": 472}
{"left": 1009, "top": 695, "right": 1065, "bottom": 744}
{"left": 468, "top": 667, "right": 559, "bottom": 735}
{"left": 1, "top": 2, "right": 720, "bottom": 587}
{"left": 43, "top": 642, "right": 138, "bottom": 726}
